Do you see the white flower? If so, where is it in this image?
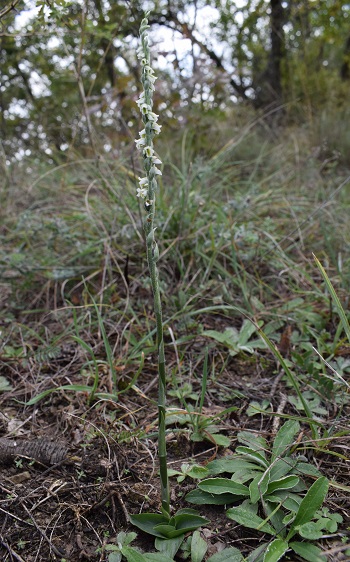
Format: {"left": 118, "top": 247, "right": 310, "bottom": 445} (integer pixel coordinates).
{"left": 144, "top": 65, "right": 155, "bottom": 75}
{"left": 138, "top": 176, "right": 148, "bottom": 188}
{"left": 136, "top": 46, "right": 144, "bottom": 60}
{"left": 136, "top": 92, "right": 146, "bottom": 107}
{"left": 141, "top": 103, "right": 152, "bottom": 115}
{"left": 136, "top": 187, "right": 148, "bottom": 198}
{"left": 151, "top": 165, "right": 162, "bottom": 176}
{"left": 151, "top": 122, "right": 161, "bottom": 134}
{"left": 152, "top": 156, "right": 162, "bottom": 165}
{"left": 135, "top": 137, "right": 146, "bottom": 150}
{"left": 143, "top": 146, "right": 154, "bottom": 158}
{"left": 147, "top": 111, "right": 159, "bottom": 122}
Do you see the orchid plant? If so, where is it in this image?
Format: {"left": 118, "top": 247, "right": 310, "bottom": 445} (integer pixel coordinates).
{"left": 129, "top": 12, "right": 209, "bottom": 543}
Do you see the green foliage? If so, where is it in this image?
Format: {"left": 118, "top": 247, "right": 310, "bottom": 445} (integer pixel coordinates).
{"left": 202, "top": 319, "right": 266, "bottom": 356}
{"left": 186, "top": 421, "right": 339, "bottom": 561}
{"left": 129, "top": 509, "right": 209, "bottom": 540}
{"left": 2, "top": 0, "right": 350, "bottom": 158}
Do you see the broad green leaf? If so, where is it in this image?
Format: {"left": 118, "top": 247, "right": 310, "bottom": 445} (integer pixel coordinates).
{"left": 287, "top": 477, "right": 329, "bottom": 540}
{"left": 263, "top": 539, "right": 288, "bottom": 562}
{"left": 269, "top": 458, "right": 298, "bottom": 481}
{"left": 115, "top": 532, "right": 137, "bottom": 546}
{"left": 290, "top": 541, "right": 327, "bottom": 562}
{"left": 295, "top": 463, "right": 323, "bottom": 477}
{"left": 207, "top": 457, "right": 259, "bottom": 475}
{"left": 246, "top": 543, "right": 268, "bottom": 562}
{"left": 198, "top": 478, "right": 249, "bottom": 496}
{"left": 142, "top": 554, "right": 175, "bottom": 562}
{"left": 202, "top": 328, "right": 239, "bottom": 348}
{"left": 266, "top": 493, "right": 301, "bottom": 512}
{"left": 206, "top": 547, "right": 243, "bottom": 561}
{"left": 297, "top": 521, "right": 324, "bottom": 540}
{"left": 226, "top": 507, "right": 276, "bottom": 535}
{"left": 249, "top": 471, "right": 270, "bottom": 504}
{"left": 191, "top": 530, "right": 207, "bottom": 562}
{"left": 247, "top": 400, "right": 270, "bottom": 417}
{"left": 155, "top": 536, "right": 184, "bottom": 558}
{"left": 264, "top": 502, "right": 286, "bottom": 536}
{"left": 129, "top": 514, "right": 169, "bottom": 538}
{"left": 120, "top": 546, "right": 147, "bottom": 562}
{"left": 172, "top": 512, "right": 210, "bottom": 531}
{"left": 208, "top": 433, "right": 231, "bottom": 447}
{"left": 152, "top": 525, "right": 185, "bottom": 539}
{"left": 229, "top": 469, "right": 261, "bottom": 484}
{"left": 266, "top": 475, "right": 299, "bottom": 495}
{"left": 238, "top": 318, "right": 260, "bottom": 344}
{"left": 236, "top": 447, "right": 269, "bottom": 468}
{"left": 185, "top": 489, "right": 241, "bottom": 505}
{"left": 187, "top": 465, "right": 210, "bottom": 479}
{"left": 237, "top": 431, "right": 268, "bottom": 452}
{"left": 0, "top": 376, "right": 12, "bottom": 391}
{"left": 271, "top": 420, "right": 300, "bottom": 461}
{"left": 108, "top": 553, "right": 122, "bottom": 562}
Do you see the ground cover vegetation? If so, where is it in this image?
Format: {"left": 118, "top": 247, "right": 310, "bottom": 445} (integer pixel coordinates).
{"left": 0, "top": 1, "right": 350, "bottom": 561}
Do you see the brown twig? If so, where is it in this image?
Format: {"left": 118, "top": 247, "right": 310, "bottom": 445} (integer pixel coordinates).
{"left": 0, "top": 0, "right": 20, "bottom": 21}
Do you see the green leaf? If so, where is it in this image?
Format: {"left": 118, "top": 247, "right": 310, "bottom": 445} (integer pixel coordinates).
{"left": 247, "top": 400, "right": 270, "bottom": 417}
{"left": 238, "top": 319, "right": 260, "bottom": 345}
{"left": 206, "top": 457, "right": 259, "bottom": 475}
{"left": 142, "top": 554, "right": 175, "bottom": 562}
{"left": 148, "top": 510, "right": 209, "bottom": 539}
{"left": 191, "top": 530, "right": 207, "bottom": 562}
{"left": 287, "top": 477, "right": 329, "bottom": 540}
{"left": 116, "top": 532, "right": 137, "bottom": 546}
{"left": 269, "top": 458, "right": 298, "bottom": 481}
{"left": 235, "top": 447, "right": 269, "bottom": 468}
{"left": 297, "top": 521, "right": 324, "bottom": 540}
{"left": 120, "top": 546, "right": 147, "bottom": 562}
{"left": 206, "top": 547, "right": 243, "bottom": 561}
{"left": 129, "top": 514, "right": 169, "bottom": 538}
{"left": 265, "top": 492, "right": 301, "bottom": 512}
{"left": 295, "top": 463, "right": 323, "bottom": 477}
{"left": 198, "top": 478, "right": 250, "bottom": 496}
{"left": 108, "top": 553, "right": 122, "bottom": 562}
{"left": 249, "top": 471, "right": 270, "bottom": 504}
{"left": 202, "top": 328, "right": 239, "bottom": 348}
{"left": 264, "top": 502, "right": 286, "bottom": 536}
{"left": 185, "top": 489, "right": 240, "bottom": 505}
{"left": 226, "top": 507, "right": 276, "bottom": 535}
{"left": 237, "top": 432, "right": 268, "bottom": 452}
{"left": 187, "top": 465, "right": 210, "bottom": 479}
{"left": 246, "top": 543, "right": 268, "bottom": 562}
{"left": 266, "top": 475, "right": 299, "bottom": 495}
{"left": 0, "top": 376, "right": 13, "bottom": 391}
{"left": 172, "top": 512, "right": 210, "bottom": 531}
{"left": 207, "top": 433, "right": 231, "bottom": 447}
{"left": 271, "top": 420, "right": 300, "bottom": 461}
{"left": 155, "top": 536, "right": 184, "bottom": 559}
{"left": 290, "top": 541, "right": 327, "bottom": 562}
{"left": 263, "top": 539, "right": 289, "bottom": 562}
{"left": 26, "top": 384, "right": 94, "bottom": 405}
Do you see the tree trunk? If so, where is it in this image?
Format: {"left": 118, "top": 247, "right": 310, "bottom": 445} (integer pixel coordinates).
{"left": 254, "top": 0, "right": 286, "bottom": 109}
{"left": 340, "top": 35, "right": 350, "bottom": 80}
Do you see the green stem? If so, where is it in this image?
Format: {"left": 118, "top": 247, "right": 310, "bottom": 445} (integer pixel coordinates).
{"left": 137, "top": 12, "right": 170, "bottom": 517}
{"left": 146, "top": 233, "right": 170, "bottom": 516}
